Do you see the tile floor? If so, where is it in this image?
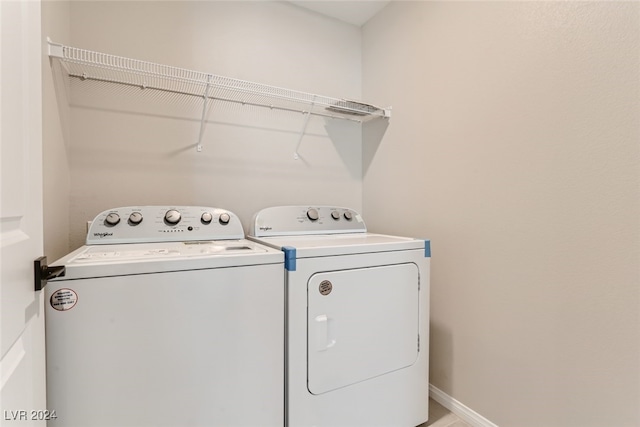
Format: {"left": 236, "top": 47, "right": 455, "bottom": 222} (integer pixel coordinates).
{"left": 419, "top": 398, "right": 473, "bottom": 427}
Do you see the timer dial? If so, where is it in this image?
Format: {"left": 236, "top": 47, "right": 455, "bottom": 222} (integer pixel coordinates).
{"left": 128, "top": 212, "right": 143, "bottom": 225}
{"left": 164, "top": 209, "right": 182, "bottom": 225}
{"left": 105, "top": 213, "right": 120, "bottom": 226}
{"left": 307, "top": 208, "right": 319, "bottom": 221}
{"left": 344, "top": 211, "right": 353, "bottom": 221}
{"left": 331, "top": 211, "right": 340, "bottom": 220}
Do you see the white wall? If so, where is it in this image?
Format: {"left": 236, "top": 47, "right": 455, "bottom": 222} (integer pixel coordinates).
{"left": 42, "top": 1, "right": 71, "bottom": 261}
{"left": 363, "top": 2, "right": 639, "bottom": 426}
{"left": 49, "top": 1, "right": 363, "bottom": 250}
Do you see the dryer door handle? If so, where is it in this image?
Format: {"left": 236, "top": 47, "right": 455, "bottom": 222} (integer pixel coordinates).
{"left": 314, "top": 314, "right": 336, "bottom": 352}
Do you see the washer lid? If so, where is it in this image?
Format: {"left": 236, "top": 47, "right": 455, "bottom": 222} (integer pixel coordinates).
{"left": 50, "top": 240, "right": 283, "bottom": 280}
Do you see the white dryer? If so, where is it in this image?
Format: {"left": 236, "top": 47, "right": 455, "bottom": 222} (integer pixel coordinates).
{"left": 45, "top": 206, "right": 284, "bottom": 427}
{"left": 249, "top": 206, "right": 431, "bottom": 427}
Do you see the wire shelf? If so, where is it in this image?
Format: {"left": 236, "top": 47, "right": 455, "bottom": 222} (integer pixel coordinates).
{"left": 48, "top": 40, "right": 391, "bottom": 122}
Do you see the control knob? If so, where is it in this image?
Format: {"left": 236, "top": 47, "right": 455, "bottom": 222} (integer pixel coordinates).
{"left": 128, "top": 212, "right": 143, "bottom": 225}
{"left": 201, "top": 212, "right": 213, "bottom": 224}
{"left": 344, "top": 211, "right": 353, "bottom": 221}
{"left": 307, "top": 208, "right": 319, "bottom": 221}
{"left": 164, "top": 209, "right": 182, "bottom": 225}
{"left": 219, "top": 213, "right": 230, "bottom": 225}
{"left": 105, "top": 212, "right": 121, "bottom": 226}
{"left": 331, "top": 211, "right": 340, "bottom": 220}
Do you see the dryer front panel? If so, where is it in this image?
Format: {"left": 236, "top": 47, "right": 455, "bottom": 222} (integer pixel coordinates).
{"left": 307, "top": 263, "right": 419, "bottom": 395}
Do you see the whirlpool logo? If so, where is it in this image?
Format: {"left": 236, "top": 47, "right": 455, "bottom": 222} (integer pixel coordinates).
{"left": 259, "top": 226, "right": 272, "bottom": 231}
{"left": 93, "top": 232, "right": 113, "bottom": 238}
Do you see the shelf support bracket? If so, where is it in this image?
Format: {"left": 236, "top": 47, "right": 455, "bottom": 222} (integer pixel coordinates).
{"left": 47, "top": 37, "right": 64, "bottom": 58}
{"left": 196, "top": 75, "right": 213, "bottom": 152}
{"left": 294, "top": 95, "right": 317, "bottom": 160}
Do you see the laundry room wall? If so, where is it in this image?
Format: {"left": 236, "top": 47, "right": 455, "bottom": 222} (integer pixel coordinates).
{"left": 44, "top": 1, "right": 364, "bottom": 251}
{"left": 362, "top": 2, "right": 639, "bottom": 427}
{"left": 42, "top": 1, "right": 71, "bottom": 261}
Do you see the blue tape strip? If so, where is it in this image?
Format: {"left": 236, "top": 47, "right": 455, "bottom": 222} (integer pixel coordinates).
{"left": 282, "top": 246, "right": 297, "bottom": 271}
{"left": 424, "top": 240, "right": 431, "bottom": 258}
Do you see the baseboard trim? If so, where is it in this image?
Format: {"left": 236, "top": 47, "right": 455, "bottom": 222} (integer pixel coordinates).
{"left": 429, "top": 384, "right": 499, "bottom": 427}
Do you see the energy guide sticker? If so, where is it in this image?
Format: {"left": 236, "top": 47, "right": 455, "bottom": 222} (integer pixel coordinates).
{"left": 50, "top": 288, "right": 78, "bottom": 311}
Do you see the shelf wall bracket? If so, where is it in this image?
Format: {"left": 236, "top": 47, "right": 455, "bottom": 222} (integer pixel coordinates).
{"left": 47, "top": 38, "right": 65, "bottom": 58}
{"left": 196, "top": 74, "right": 213, "bottom": 152}
{"left": 294, "top": 95, "right": 317, "bottom": 160}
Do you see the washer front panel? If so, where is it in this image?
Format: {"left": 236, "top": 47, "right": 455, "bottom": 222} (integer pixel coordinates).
{"left": 45, "top": 264, "right": 284, "bottom": 427}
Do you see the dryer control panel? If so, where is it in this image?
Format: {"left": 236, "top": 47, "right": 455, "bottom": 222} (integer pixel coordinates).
{"left": 250, "top": 206, "right": 367, "bottom": 237}
{"left": 87, "top": 206, "right": 244, "bottom": 244}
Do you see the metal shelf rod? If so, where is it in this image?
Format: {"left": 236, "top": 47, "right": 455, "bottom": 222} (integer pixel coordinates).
{"left": 70, "top": 70, "right": 375, "bottom": 116}
{"left": 68, "top": 73, "right": 203, "bottom": 97}
{"left": 66, "top": 72, "right": 363, "bottom": 122}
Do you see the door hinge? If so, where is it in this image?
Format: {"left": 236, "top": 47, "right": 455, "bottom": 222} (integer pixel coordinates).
{"left": 34, "top": 256, "right": 66, "bottom": 291}
{"left": 417, "top": 334, "right": 420, "bottom": 352}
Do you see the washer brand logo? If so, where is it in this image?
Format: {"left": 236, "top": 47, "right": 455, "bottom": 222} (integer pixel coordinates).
{"left": 93, "top": 232, "right": 113, "bottom": 238}
{"left": 259, "top": 226, "right": 272, "bottom": 231}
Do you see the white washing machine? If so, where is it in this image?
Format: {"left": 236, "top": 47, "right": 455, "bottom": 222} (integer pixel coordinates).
{"left": 249, "top": 206, "right": 431, "bottom": 427}
{"left": 45, "top": 206, "right": 284, "bottom": 427}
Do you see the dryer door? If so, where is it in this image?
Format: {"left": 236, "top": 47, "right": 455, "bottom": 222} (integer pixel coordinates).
{"left": 307, "top": 263, "right": 419, "bottom": 395}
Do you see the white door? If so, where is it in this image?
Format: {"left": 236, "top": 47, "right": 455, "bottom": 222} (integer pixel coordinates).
{"left": 0, "top": 1, "right": 46, "bottom": 425}
{"left": 307, "top": 263, "right": 420, "bottom": 395}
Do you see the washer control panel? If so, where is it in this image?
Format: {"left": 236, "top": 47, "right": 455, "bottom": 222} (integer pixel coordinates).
{"left": 250, "top": 206, "right": 366, "bottom": 237}
{"left": 86, "top": 206, "right": 244, "bottom": 245}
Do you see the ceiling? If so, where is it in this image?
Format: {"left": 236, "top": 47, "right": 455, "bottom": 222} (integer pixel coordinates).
{"left": 289, "top": 1, "right": 391, "bottom": 27}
